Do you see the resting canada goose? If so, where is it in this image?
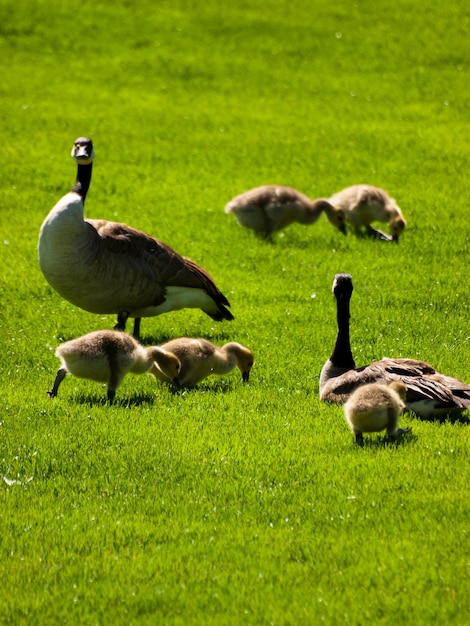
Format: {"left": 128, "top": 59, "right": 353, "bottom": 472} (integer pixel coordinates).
{"left": 47, "top": 329, "right": 181, "bottom": 403}
{"left": 150, "top": 337, "right": 254, "bottom": 387}
{"left": 328, "top": 184, "right": 406, "bottom": 241}
{"left": 320, "top": 273, "right": 470, "bottom": 418}
{"left": 343, "top": 381, "right": 411, "bottom": 445}
{"left": 224, "top": 185, "right": 347, "bottom": 238}
{"left": 38, "top": 138, "right": 233, "bottom": 339}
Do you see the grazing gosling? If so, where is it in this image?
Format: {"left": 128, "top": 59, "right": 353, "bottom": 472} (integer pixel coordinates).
{"left": 150, "top": 338, "right": 255, "bottom": 387}
{"left": 224, "top": 185, "right": 346, "bottom": 238}
{"left": 343, "top": 381, "right": 411, "bottom": 445}
{"left": 48, "top": 330, "right": 181, "bottom": 404}
{"left": 328, "top": 184, "right": 406, "bottom": 241}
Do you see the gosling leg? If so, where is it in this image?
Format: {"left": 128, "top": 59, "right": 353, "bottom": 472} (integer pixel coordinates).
{"left": 354, "top": 432, "right": 364, "bottom": 447}
{"left": 47, "top": 368, "right": 67, "bottom": 398}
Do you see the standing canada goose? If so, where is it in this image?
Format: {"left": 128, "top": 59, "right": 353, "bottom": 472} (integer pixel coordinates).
{"left": 343, "top": 381, "right": 411, "bottom": 445}
{"left": 224, "top": 185, "right": 347, "bottom": 238}
{"left": 328, "top": 184, "right": 406, "bottom": 241}
{"left": 47, "top": 329, "right": 181, "bottom": 403}
{"left": 320, "top": 273, "right": 470, "bottom": 418}
{"left": 38, "top": 138, "right": 233, "bottom": 339}
{"left": 150, "top": 337, "right": 255, "bottom": 387}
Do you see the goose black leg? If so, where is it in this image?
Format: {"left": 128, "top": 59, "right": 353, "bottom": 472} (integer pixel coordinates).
{"left": 114, "top": 311, "right": 129, "bottom": 332}
{"left": 132, "top": 318, "right": 141, "bottom": 340}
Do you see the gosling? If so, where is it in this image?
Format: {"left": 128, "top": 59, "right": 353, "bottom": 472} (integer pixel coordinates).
{"left": 343, "top": 381, "right": 411, "bottom": 445}
{"left": 48, "top": 330, "right": 181, "bottom": 403}
{"left": 328, "top": 184, "right": 406, "bottom": 241}
{"left": 150, "top": 338, "right": 255, "bottom": 388}
{"left": 224, "top": 185, "right": 346, "bottom": 238}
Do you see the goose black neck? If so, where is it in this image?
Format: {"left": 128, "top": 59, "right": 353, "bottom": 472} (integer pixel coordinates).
{"left": 72, "top": 162, "right": 93, "bottom": 203}
{"left": 330, "top": 291, "right": 356, "bottom": 369}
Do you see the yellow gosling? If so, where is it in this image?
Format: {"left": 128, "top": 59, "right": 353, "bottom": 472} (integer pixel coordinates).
{"left": 329, "top": 184, "right": 406, "bottom": 241}
{"left": 48, "top": 330, "right": 181, "bottom": 403}
{"left": 343, "top": 381, "right": 410, "bottom": 445}
{"left": 224, "top": 185, "right": 346, "bottom": 238}
{"left": 151, "top": 337, "right": 254, "bottom": 387}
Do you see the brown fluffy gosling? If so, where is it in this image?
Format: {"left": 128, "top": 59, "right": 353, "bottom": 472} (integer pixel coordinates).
{"left": 328, "top": 184, "right": 406, "bottom": 241}
{"left": 343, "top": 381, "right": 411, "bottom": 445}
{"left": 48, "top": 330, "right": 181, "bottom": 404}
{"left": 224, "top": 185, "right": 347, "bottom": 238}
{"left": 150, "top": 338, "right": 255, "bottom": 388}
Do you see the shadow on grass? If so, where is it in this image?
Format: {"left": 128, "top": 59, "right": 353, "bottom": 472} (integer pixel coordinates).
{"left": 352, "top": 431, "right": 418, "bottom": 449}
{"left": 69, "top": 379, "right": 238, "bottom": 407}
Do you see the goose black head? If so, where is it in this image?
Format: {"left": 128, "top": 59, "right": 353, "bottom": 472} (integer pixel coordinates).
{"left": 71, "top": 137, "right": 95, "bottom": 165}
{"left": 332, "top": 273, "right": 353, "bottom": 301}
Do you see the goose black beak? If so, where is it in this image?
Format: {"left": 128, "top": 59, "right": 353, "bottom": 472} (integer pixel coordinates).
{"left": 339, "top": 224, "right": 347, "bottom": 235}
{"left": 242, "top": 371, "right": 250, "bottom": 383}
{"left": 392, "top": 234, "right": 399, "bottom": 243}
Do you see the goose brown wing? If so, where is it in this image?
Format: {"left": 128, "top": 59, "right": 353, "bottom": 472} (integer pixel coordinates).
{"left": 325, "top": 358, "right": 470, "bottom": 410}
{"left": 88, "top": 219, "right": 233, "bottom": 319}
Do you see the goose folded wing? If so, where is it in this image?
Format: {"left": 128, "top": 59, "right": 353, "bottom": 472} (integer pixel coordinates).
{"left": 88, "top": 219, "right": 230, "bottom": 297}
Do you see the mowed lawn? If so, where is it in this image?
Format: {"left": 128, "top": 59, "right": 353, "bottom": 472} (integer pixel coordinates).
{"left": 0, "top": 0, "right": 469, "bottom": 624}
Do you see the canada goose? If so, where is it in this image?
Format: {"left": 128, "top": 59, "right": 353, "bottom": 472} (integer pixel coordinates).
{"left": 224, "top": 185, "right": 347, "bottom": 238}
{"left": 343, "top": 381, "right": 411, "bottom": 445}
{"left": 328, "top": 184, "right": 406, "bottom": 241}
{"left": 320, "top": 273, "right": 470, "bottom": 418}
{"left": 47, "top": 329, "right": 181, "bottom": 403}
{"left": 150, "top": 337, "right": 255, "bottom": 387}
{"left": 38, "top": 138, "right": 233, "bottom": 339}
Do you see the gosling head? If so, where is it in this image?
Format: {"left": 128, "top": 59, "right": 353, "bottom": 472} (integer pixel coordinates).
{"left": 388, "top": 381, "right": 407, "bottom": 402}
{"left": 390, "top": 216, "right": 406, "bottom": 242}
{"left": 153, "top": 348, "right": 182, "bottom": 385}
{"left": 71, "top": 137, "right": 95, "bottom": 165}
{"left": 229, "top": 343, "right": 255, "bottom": 382}
{"left": 321, "top": 201, "right": 347, "bottom": 235}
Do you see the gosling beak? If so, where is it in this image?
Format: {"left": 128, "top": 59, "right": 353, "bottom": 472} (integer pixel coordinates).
{"left": 242, "top": 371, "right": 250, "bottom": 383}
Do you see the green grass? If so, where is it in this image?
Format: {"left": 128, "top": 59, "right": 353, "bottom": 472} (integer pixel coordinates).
{"left": 1, "top": 0, "right": 470, "bottom": 624}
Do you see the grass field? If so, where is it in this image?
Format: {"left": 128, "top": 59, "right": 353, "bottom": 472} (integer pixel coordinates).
{"left": 1, "top": 0, "right": 469, "bottom": 624}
